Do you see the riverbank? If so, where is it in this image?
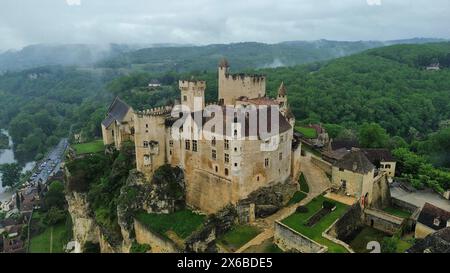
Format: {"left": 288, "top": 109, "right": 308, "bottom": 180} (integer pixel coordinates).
{"left": 0, "top": 129, "right": 35, "bottom": 202}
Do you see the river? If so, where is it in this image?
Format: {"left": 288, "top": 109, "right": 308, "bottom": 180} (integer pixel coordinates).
{"left": 0, "top": 129, "right": 35, "bottom": 202}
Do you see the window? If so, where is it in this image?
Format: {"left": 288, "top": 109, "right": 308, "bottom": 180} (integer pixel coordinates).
{"left": 143, "top": 155, "right": 151, "bottom": 165}
{"left": 169, "top": 140, "right": 174, "bottom": 147}
{"left": 234, "top": 147, "right": 238, "bottom": 152}
{"left": 339, "top": 168, "right": 344, "bottom": 172}
{"left": 279, "top": 152, "right": 283, "bottom": 160}
{"left": 224, "top": 153, "right": 230, "bottom": 163}
{"left": 169, "top": 150, "right": 172, "bottom": 156}
{"left": 212, "top": 137, "right": 216, "bottom": 146}
{"left": 212, "top": 150, "right": 217, "bottom": 160}
{"left": 183, "top": 95, "right": 187, "bottom": 102}
{"left": 234, "top": 162, "right": 238, "bottom": 167}
{"left": 234, "top": 130, "right": 238, "bottom": 137}
{"left": 341, "top": 180, "right": 347, "bottom": 190}
{"left": 185, "top": 140, "right": 190, "bottom": 150}
{"left": 211, "top": 125, "right": 216, "bottom": 133}
{"left": 385, "top": 164, "right": 391, "bottom": 169}
{"left": 433, "top": 217, "right": 441, "bottom": 227}
{"left": 143, "top": 141, "right": 149, "bottom": 148}
{"left": 224, "top": 139, "right": 229, "bottom": 150}
{"left": 265, "top": 158, "right": 269, "bottom": 167}
{"left": 280, "top": 135, "right": 284, "bottom": 143}
{"left": 224, "top": 168, "right": 229, "bottom": 176}
{"left": 256, "top": 176, "right": 260, "bottom": 182}
{"left": 215, "top": 166, "right": 218, "bottom": 173}
{"left": 192, "top": 140, "right": 198, "bottom": 152}
{"left": 146, "top": 124, "right": 149, "bottom": 128}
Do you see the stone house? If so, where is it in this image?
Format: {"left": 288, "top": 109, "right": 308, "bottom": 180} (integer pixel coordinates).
{"left": 101, "top": 97, "right": 135, "bottom": 149}
{"left": 415, "top": 203, "right": 450, "bottom": 239}
{"left": 331, "top": 148, "right": 391, "bottom": 209}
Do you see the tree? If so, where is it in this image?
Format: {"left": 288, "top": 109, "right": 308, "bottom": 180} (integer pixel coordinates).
{"left": 381, "top": 237, "right": 399, "bottom": 253}
{"left": 358, "top": 123, "right": 389, "bottom": 148}
{"left": 44, "top": 180, "right": 66, "bottom": 210}
{"left": 44, "top": 207, "right": 66, "bottom": 225}
{"left": 0, "top": 163, "right": 22, "bottom": 188}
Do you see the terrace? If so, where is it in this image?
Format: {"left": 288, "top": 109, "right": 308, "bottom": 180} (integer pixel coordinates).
{"left": 281, "top": 195, "right": 349, "bottom": 253}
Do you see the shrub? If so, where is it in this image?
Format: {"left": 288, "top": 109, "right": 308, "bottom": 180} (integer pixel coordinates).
{"left": 130, "top": 242, "right": 151, "bottom": 253}
{"left": 296, "top": 206, "right": 309, "bottom": 213}
{"left": 322, "top": 201, "right": 336, "bottom": 211}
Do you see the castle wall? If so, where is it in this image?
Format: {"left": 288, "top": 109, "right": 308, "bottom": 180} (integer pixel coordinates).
{"left": 101, "top": 125, "right": 114, "bottom": 146}
{"left": 134, "top": 113, "right": 168, "bottom": 179}
{"left": 134, "top": 219, "right": 181, "bottom": 253}
{"left": 218, "top": 67, "right": 266, "bottom": 105}
{"left": 274, "top": 221, "right": 327, "bottom": 253}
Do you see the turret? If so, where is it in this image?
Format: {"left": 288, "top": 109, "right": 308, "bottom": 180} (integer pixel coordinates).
{"left": 179, "top": 79, "right": 206, "bottom": 111}
{"left": 277, "top": 82, "right": 288, "bottom": 111}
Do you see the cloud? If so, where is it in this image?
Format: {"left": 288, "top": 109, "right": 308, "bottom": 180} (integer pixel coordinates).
{"left": 0, "top": 0, "right": 449, "bottom": 50}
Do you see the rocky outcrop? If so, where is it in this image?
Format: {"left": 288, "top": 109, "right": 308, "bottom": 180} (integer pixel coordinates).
{"left": 241, "top": 180, "right": 298, "bottom": 218}
{"left": 66, "top": 191, "right": 100, "bottom": 252}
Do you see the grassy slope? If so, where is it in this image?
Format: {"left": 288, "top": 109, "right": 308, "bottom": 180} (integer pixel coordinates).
{"left": 73, "top": 140, "right": 105, "bottom": 154}
{"left": 218, "top": 225, "right": 261, "bottom": 252}
{"left": 29, "top": 223, "right": 68, "bottom": 253}
{"left": 136, "top": 209, "right": 206, "bottom": 239}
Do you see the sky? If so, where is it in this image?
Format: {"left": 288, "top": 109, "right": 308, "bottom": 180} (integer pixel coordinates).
{"left": 0, "top": 0, "right": 449, "bottom": 51}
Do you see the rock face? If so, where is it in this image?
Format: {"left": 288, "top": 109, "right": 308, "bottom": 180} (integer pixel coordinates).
{"left": 116, "top": 166, "right": 186, "bottom": 251}
{"left": 241, "top": 180, "right": 298, "bottom": 218}
{"left": 66, "top": 191, "right": 100, "bottom": 252}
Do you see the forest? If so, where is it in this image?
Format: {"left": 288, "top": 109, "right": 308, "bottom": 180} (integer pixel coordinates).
{"left": 0, "top": 42, "right": 449, "bottom": 191}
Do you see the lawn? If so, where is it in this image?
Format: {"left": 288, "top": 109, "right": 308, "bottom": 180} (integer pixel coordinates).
{"left": 299, "top": 173, "right": 309, "bottom": 193}
{"left": 295, "top": 126, "right": 318, "bottom": 139}
{"left": 382, "top": 206, "right": 412, "bottom": 219}
{"left": 349, "top": 227, "right": 389, "bottom": 253}
{"left": 136, "top": 209, "right": 206, "bottom": 239}
{"left": 218, "top": 225, "right": 261, "bottom": 252}
{"left": 29, "top": 223, "right": 68, "bottom": 253}
{"left": 73, "top": 140, "right": 104, "bottom": 155}
{"left": 287, "top": 191, "right": 307, "bottom": 206}
{"left": 281, "top": 195, "right": 349, "bottom": 253}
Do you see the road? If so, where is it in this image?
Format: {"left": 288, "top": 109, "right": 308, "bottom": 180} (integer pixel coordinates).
{"left": 236, "top": 153, "right": 331, "bottom": 253}
{"left": 27, "top": 138, "right": 69, "bottom": 187}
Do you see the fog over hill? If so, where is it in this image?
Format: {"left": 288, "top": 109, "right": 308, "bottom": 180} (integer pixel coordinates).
{"left": 0, "top": 38, "right": 445, "bottom": 73}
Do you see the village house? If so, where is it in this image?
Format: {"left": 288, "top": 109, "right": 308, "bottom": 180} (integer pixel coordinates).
{"left": 102, "top": 60, "right": 302, "bottom": 214}
{"left": 415, "top": 203, "right": 450, "bottom": 239}
{"left": 148, "top": 79, "right": 162, "bottom": 88}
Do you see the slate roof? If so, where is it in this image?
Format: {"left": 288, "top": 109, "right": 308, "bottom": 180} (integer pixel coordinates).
{"left": 331, "top": 139, "right": 359, "bottom": 151}
{"left": 101, "top": 97, "right": 131, "bottom": 128}
{"left": 361, "top": 148, "right": 395, "bottom": 163}
{"left": 407, "top": 227, "right": 450, "bottom": 253}
{"left": 173, "top": 105, "right": 292, "bottom": 139}
{"left": 334, "top": 149, "right": 375, "bottom": 174}
{"left": 417, "top": 203, "right": 450, "bottom": 231}
{"left": 278, "top": 82, "right": 287, "bottom": 96}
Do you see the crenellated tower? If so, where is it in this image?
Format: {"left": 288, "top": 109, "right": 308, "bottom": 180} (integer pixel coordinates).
{"left": 179, "top": 79, "right": 206, "bottom": 111}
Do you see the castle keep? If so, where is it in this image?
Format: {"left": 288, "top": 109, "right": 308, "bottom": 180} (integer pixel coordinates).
{"left": 102, "top": 60, "right": 301, "bottom": 214}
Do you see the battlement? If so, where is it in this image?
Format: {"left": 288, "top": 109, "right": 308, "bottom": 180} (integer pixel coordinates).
{"left": 224, "top": 73, "right": 266, "bottom": 82}
{"left": 136, "top": 105, "right": 173, "bottom": 117}
{"left": 179, "top": 80, "right": 206, "bottom": 90}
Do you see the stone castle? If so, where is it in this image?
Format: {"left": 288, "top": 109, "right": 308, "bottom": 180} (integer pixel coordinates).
{"left": 101, "top": 60, "right": 301, "bottom": 214}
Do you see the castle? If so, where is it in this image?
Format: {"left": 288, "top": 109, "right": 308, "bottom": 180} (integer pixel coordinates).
{"left": 102, "top": 60, "right": 301, "bottom": 214}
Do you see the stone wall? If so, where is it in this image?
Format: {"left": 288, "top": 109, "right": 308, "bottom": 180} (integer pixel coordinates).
{"left": 327, "top": 203, "right": 364, "bottom": 242}
{"left": 274, "top": 221, "right": 327, "bottom": 253}
{"left": 391, "top": 197, "right": 419, "bottom": 213}
{"left": 134, "top": 219, "right": 181, "bottom": 253}
{"left": 311, "top": 156, "right": 332, "bottom": 175}
{"left": 364, "top": 209, "right": 404, "bottom": 235}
